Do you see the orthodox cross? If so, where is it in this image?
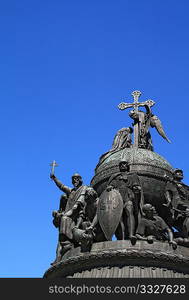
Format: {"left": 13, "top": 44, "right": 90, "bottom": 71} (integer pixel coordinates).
{"left": 118, "top": 90, "right": 155, "bottom": 148}
{"left": 50, "top": 160, "right": 58, "bottom": 175}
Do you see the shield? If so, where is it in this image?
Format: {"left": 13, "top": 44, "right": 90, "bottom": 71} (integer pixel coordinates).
{"left": 97, "top": 188, "right": 123, "bottom": 240}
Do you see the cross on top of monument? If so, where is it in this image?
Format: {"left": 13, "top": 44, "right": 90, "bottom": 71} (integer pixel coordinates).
{"left": 118, "top": 90, "right": 155, "bottom": 111}
{"left": 118, "top": 91, "right": 156, "bottom": 148}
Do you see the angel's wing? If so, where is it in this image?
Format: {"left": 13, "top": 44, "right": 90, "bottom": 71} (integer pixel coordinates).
{"left": 150, "top": 115, "right": 171, "bottom": 143}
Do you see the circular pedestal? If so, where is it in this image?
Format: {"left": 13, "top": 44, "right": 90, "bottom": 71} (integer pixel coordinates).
{"left": 44, "top": 240, "right": 189, "bottom": 278}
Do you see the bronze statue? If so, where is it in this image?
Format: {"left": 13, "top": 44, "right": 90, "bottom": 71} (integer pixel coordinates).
{"left": 174, "top": 207, "right": 189, "bottom": 247}
{"left": 51, "top": 194, "right": 68, "bottom": 264}
{"left": 97, "top": 127, "right": 133, "bottom": 166}
{"left": 136, "top": 203, "right": 177, "bottom": 249}
{"left": 50, "top": 172, "right": 86, "bottom": 212}
{"left": 98, "top": 160, "right": 143, "bottom": 244}
{"left": 50, "top": 165, "right": 100, "bottom": 261}
{"left": 72, "top": 187, "right": 99, "bottom": 251}
{"left": 164, "top": 170, "right": 189, "bottom": 247}
{"left": 118, "top": 90, "right": 170, "bottom": 150}
{"left": 164, "top": 169, "right": 189, "bottom": 213}
{"left": 129, "top": 106, "right": 170, "bottom": 151}
{"left": 111, "top": 127, "right": 133, "bottom": 150}
{"left": 50, "top": 171, "right": 89, "bottom": 263}
{"left": 172, "top": 169, "right": 189, "bottom": 209}
{"left": 45, "top": 91, "right": 189, "bottom": 278}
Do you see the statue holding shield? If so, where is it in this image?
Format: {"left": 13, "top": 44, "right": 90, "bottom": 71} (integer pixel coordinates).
{"left": 97, "top": 160, "right": 143, "bottom": 244}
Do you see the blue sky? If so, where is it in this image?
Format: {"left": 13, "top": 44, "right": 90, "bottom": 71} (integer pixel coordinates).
{"left": 1, "top": 0, "right": 189, "bottom": 277}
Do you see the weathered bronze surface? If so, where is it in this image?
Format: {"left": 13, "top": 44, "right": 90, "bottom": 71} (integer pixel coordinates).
{"left": 45, "top": 91, "right": 189, "bottom": 278}
{"left": 44, "top": 240, "right": 189, "bottom": 278}
{"left": 97, "top": 188, "right": 123, "bottom": 240}
{"left": 118, "top": 91, "right": 170, "bottom": 150}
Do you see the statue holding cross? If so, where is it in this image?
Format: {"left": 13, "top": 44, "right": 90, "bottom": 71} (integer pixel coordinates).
{"left": 49, "top": 162, "right": 99, "bottom": 263}
{"left": 50, "top": 160, "right": 58, "bottom": 176}
{"left": 118, "top": 91, "right": 171, "bottom": 151}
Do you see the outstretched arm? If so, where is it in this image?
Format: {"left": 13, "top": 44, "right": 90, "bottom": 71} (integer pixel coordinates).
{"left": 135, "top": 233, "right": 154, "bottom": 243}
{"left": 50, "top": 174, "right": 71, "bottom": 195}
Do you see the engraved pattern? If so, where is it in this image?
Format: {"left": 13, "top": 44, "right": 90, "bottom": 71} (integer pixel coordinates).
{"left": 96, "top": 148, "right": 173, "bottom": 173}
{"left": 44, "top": 241, "right": 189, "bottom": 278}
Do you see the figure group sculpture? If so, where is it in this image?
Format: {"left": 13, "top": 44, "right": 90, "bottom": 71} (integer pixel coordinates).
{"left": 50, "top": 161, "right": 189, "bottom": 265}
{"left": 50, "top": 172, "right": 99, "bottom": 264}
{"left": 49, "top": 91, "right": 189, "bottom": 265}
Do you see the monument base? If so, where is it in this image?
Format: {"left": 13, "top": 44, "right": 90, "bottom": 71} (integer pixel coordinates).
{"left": 44, "top": 240, "right": 189, "bottom": 278}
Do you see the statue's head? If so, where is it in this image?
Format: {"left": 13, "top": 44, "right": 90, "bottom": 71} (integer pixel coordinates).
{"left": 132, "top": 184, "right": 141, "bottom": 194}
{"left": 129, "top": 110, "right": 138, "bottom": 120}
{"left": 119, "top": 160, "right": 129, "bottom": 172}
{"left": 85, "top": 187, "right": 98, "bottom": 202}
{"left": 173, "top": 168, "right": 183, "bottom": 181}
{"left": 142, "top": 203, "right": 155, "bottom": 218}
{"left": 72, "top": 173, "right": 83, "bottom": 187}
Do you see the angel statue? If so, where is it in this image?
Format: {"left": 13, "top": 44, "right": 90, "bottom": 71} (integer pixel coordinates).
{"left": 118, "top": 90, "right": 171, "bottom": 151}
{"left": 129, "top": 104, "right": 171, "bottom": 151}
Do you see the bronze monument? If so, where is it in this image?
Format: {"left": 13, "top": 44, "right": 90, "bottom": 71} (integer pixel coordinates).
{"left": 44, "top": 91, "right": 189, "bottom": 278}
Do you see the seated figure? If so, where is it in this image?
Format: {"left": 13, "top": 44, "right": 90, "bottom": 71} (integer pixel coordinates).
{"left": 97, "top": 127, "right": 133, "bottom": 166}
{"left": 136, "top": 203, "right": 177, "bottom": 250}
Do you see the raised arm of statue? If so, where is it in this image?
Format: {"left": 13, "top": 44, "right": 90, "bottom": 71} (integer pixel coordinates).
{"left": 50, "top": 174, "right": 72, "bottom": 195}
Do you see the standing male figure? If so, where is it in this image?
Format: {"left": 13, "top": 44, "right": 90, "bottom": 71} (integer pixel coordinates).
{"left": 50, "top": 172, "right": 88, "bottom": 263}
{"left": 106, "top": 160, "right": 143, "bottom": 243}
{"left": 50, "top": 172, "right": 87, "bottom": 211}
{"left": 164, "top": 169, "right": 189, "bottom": 227}
{"left": 164, "top": 169, "right": 189, "bottom": 209}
